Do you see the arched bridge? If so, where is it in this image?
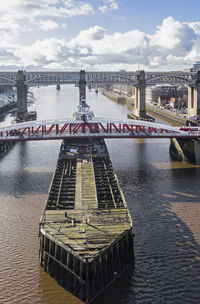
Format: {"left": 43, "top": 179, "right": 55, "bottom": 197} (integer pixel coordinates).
{"left": 1, "top": 118, "right": 200, "bottom": 142}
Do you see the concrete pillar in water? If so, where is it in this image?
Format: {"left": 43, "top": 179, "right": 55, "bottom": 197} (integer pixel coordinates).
{"left": 79, "top": 70, "right": 86, "bottom": 104}
{"left": 187, "top": 71, "right": 200, "bottom": 116}
{"left": 134, "top": 70, "right": 146, "bottom": 117}
{"left": 16, "top": 70, "right": 28, "bottom": 120}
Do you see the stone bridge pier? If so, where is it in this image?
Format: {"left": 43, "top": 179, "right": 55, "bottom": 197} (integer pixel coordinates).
{"left": 187, "top": 71, "right": 200, "bottom": 117}
{"left": 134, "top": 70, "right": 146, "bottom": 117}
{"left": 16, "top": 70, "right": 28, "bottom": 120}
{"left": 79, "top": 70, "right": 86, "bottom": 104}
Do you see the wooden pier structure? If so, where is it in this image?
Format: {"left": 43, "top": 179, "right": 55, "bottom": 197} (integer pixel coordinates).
{"left": 39, "top": 138, "right": 134, "bottom": 303}
{"left": 0, "top": 141, "right": 15, "bottom": 155}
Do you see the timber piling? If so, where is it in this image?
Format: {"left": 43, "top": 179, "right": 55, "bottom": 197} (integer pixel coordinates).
{"left": 0, "top": 141, "right": 15, "bottom": 155}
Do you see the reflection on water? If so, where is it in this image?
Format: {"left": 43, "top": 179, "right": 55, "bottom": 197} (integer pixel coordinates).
{"left": 0, "top": 85, "right": 200, "bottom": 304}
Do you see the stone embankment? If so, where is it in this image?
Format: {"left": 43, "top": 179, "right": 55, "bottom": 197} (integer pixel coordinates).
{"left": 146, "top": 104, "right": 186, "bottom": 126}
{"left": 103, "top": 90, "right": 186, "bottom": 125}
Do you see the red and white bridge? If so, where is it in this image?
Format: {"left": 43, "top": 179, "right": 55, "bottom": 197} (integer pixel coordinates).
{"left": 0, "top": 118, "right": 200, "bottom": 142}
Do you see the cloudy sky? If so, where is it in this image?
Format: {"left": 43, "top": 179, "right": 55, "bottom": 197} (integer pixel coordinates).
{"left": 1, "top": 0, "right": 200, "bottom": 71}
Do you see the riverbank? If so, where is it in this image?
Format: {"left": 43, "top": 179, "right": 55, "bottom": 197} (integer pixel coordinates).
{"left": 146, "top": 104, "right": 186, "bottom": 126}
{"left": 103, "top": 90, "right": 186, "bottom": 126}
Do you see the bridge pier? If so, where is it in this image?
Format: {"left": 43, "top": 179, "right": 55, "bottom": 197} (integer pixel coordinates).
{"left": 134, "top": 71, "right": 146, "bottom": 117}
{"left": 170, "top": 138, "right": 196, "bottom": 163}
{"left": 187, "top": 71, "right": 200, "bottom": 117}
{"left": 16, "top": 70, "right": 28, "bottom": 121}
{"left": 128, "top": 71, "right": 154, "bottom": 121}
{"left": 79, "top": 70, "right": 86, "bottom": 104}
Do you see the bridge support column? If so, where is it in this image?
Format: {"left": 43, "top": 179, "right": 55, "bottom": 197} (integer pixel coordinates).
{"left": 16, "top": 70, "right": 28, "bottom": 121}
{"left": 134, "top": 71, "right": 146, "bottom": 117}
{"left": 79, "top": 70, "right": 86, "bottom": 104}
{"left": 170, "top": 138, "right": 196, "bottom": 163}
{"left": 187, "top": 71, "right": 200, "bottom": 116}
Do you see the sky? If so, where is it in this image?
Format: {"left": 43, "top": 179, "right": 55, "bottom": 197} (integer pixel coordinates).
{"left": 1, "top": 0, "right": 200, "bottom": 71}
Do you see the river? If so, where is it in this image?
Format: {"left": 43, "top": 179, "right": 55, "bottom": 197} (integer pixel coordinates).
{"left": 0, "top": 85, "right": 200, "bottom": 304}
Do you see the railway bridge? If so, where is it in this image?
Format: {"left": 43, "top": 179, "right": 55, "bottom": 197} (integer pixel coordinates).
{"left": 0, "top": 69, "right": 200, "bottom": 121}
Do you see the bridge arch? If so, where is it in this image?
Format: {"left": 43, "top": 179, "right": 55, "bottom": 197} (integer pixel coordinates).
{"left": 26, "top": 74, "right": 58, "bottom": 84}
{"left": 146, "top": 74, "right": 195, "bottom": 86}
{"left": 25, "top": 74, "right": 80, "bottom": 85}
{"left": 0, "top": 76, "right": 17, "bottom": 85}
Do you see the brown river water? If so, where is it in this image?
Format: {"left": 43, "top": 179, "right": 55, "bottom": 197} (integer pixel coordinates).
{"left": 0, "top": 85, "right": 200, "bottom": 304}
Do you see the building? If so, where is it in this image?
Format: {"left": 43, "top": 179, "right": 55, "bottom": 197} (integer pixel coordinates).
{"left": 146, "top": 84, "right": 188, "bottom": 108}
{"left": 190, "top": 61, "right": 200, "bottom": 72}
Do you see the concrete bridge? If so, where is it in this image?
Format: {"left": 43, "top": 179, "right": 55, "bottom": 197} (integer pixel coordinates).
{"left": 0, "top": 70, "right": 199, "bottom": 120}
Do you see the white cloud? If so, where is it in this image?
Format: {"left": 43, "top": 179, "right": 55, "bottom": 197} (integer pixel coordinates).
{"left": 0, "top": 0, "right": 94, "bottom": 19}
{"left": 0, "top": 0, "right": 95, "bottom": 47}
{"left": 1, "top": 17, "right": 200, "bottom": 70}
{"left": 68, "top": 26, "right": 106, "bottom": 45}
{"left": 150, "top": 17, "right": 196, "bottom": 53}
{"left": 61, "top": 23, "right": 68, "bottom": 29}
{"left": 185, "top": 21, "right": 200, "bottom": 35}
{"left": 13, "top": 38, "right": 66, "bottom": 66}
{"left": 0, "top": 16, "right": 30, "bottom": 43}
{"left": 98, "top": 5, "right": 108, "bottom": 14}
{"left": 39, "top": 20, "right": 59, "bottom": 31}
{"left": 98, "top": 0, "right": 118, "bottom": 14}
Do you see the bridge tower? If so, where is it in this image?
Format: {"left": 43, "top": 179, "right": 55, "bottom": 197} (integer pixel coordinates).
{"left": 16, "top": 70, "right": 28, "bottom": 121}
{"left": 188, "top": 71, "right": 200, "bottom": 116}
{"left": 79, "top": 70, "right": 86, "bottom": 104}
{"left": 134, "top": 70, "right": 146, "bottom": 117}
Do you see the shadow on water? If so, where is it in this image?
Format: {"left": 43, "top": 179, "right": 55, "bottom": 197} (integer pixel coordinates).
{"left": 93, "top": 268, "right": 133, "bottom": 304}
{"left": 0, "top": 142, "right": 55, "bottom": 196}
{"left": 129, "top": 194, "right": 200, "bottom": 304}
{"left": 113, "top": 148, "right": 200, "bottom": 303}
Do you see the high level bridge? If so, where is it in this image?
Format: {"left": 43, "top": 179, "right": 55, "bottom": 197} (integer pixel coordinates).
{"left": 0, "top": 69, "right": 200, "bottom": 120}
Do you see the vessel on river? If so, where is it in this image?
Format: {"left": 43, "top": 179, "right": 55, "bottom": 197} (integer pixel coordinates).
{"left": 39, "top": 101, "right": 134, "bottom": 303}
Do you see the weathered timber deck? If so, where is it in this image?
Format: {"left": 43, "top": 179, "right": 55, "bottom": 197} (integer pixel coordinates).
{"left": 41, "top": 207, "right": 131, "bottom": 260}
